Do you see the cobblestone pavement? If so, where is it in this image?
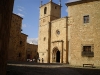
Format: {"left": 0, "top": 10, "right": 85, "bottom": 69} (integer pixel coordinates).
{"left": 7, "top": 62, "right": 100, "bottom": 75}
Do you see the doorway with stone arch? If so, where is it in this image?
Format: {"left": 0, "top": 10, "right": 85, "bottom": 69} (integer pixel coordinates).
{"left": 52, "top": 47, "right": 60, "bottom": 63}
{"left": 56, "top": 50, "right": 60, "bottom": 62}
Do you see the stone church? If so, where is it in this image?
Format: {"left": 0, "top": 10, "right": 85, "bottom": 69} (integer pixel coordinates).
{"left": 38, "top": 0, "right": 100, "bottom": 67}
{"left": 38, "top": 0, "right": 68, "bottom": 63}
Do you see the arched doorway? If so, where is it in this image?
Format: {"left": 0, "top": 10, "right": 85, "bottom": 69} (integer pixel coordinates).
{"left": 52, "top": 47, "right": 61, "bottom": 63}
{"left": 56, "top": 51, "right": 60, "bottom": 62}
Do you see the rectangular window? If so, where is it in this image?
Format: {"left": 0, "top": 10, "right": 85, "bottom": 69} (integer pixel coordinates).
{"left": 55, "top": 6, "right": 57, "bottom": 9}
{"left": 18, "top": 53, "right": 21, "bottom": 57}
{"left": 83, "top": 15, "right": 89, "bottom": 23}
{"left": 83, "top": 46, "right": 91, "bottom": 52}
{"left": 20, "top": 41, "right": 22, "bottom": 45}
{"left": 82, "top": 44, "right": 94, "bottom": 57}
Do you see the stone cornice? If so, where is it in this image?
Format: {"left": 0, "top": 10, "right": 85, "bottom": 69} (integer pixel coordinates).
{"left": 66, "top": 0, "right": 100, "bottom": 6}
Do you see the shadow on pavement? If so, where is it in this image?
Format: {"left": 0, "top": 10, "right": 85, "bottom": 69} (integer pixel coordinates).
{"left": 7, "top": 65, "right": 100, "bottom": 75}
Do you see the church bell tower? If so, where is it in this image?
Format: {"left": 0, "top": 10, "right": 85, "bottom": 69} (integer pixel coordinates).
{"left": 38, "top": 0, "right": 62, "bottom": 63}
{"left": 39, "top": 0, "right": 62, "bottom": 26}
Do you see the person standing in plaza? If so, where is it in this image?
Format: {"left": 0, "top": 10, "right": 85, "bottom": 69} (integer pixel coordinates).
{"left": 38, "top": 57, "right": 40, "bottom": 63}
{"left": 42, "top": 58, "right": 44, "bottom": 63}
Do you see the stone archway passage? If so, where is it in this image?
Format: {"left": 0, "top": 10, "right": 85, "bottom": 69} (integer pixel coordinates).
{"left": 56, "top": 51, "right": 60, "bottom": 62}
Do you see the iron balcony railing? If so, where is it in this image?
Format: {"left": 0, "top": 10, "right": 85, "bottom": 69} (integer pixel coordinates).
{"left": 82, "top": 51, "right": 94, "bottom": 57}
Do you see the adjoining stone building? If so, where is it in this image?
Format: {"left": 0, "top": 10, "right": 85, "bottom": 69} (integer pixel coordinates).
{"left": 26, "top": 43, "right": 38, "bottom": 62}
{"left": 38, "top": 0, "right": 100, "bottom": 67}
{"left": 8, "top": 13, "right": 38, "bottom": 62}
{"left": 8, "top": 13, "right": 23, "bottom": 61}
{"left": 18, "top": 33, "right": 28, "bottom": 61}
{"left": 8, "top": 13, "right": 28, "bottom": 61}
{"left": 66, "top": 0, "right": 100, "bottom": 67}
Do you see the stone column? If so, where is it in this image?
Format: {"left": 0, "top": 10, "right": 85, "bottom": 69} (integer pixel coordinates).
{"left": 0, "top": 0, "right": 14, "bottom": 75}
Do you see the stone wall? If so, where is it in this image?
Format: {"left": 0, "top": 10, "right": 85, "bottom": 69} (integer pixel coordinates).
{"left": 38, "top": 23, "right": 49, "bottom": 63}
{"left": 26, "top": 43, "right": 38, "bottom": 62}
{"left": 50, "top": 17, "right": 68, "bottom": 63}
{"left": 8, "top": 13, "right": 28, "bottom": 62}
{"left": 17, "top": 33, "right": 28, "bottom": 61}
{"left": 67, "top": 0, "right": 100, "bottom": 67}
{"left": 8, "top": 13, "right": 23, "bottom": 61}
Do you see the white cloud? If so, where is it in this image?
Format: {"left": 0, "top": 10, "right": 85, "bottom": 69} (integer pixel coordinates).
{"left": 27, "top": 38, "right": 38, "bottom": 45}
{"left": 17, "top": 13, "right": 24, "bottom": 17}
{"left": 67, "top": 0, "right": 80, "bottom": 2}
{"left": 17, "top": 6, "right": 25, "bottom": 10}
{"left": 22, "top": 24, "right": 27, "bottom": 28}
{"left": 17, "top": 6, "right": 27, "bottom": 14}
{"left": 18, "top": 8, "right": 23, "bottom": 11}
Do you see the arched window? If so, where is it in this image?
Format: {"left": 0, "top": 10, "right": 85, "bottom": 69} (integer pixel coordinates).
{"left": 44, "top": 7, "right": 47, "bottom": 14}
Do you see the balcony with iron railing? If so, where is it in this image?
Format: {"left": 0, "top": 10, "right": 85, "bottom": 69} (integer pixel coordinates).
{"left": 82, "top": 51, "right": 94, "bottom": 57}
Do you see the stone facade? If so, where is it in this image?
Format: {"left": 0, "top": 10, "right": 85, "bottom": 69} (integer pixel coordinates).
{"left": 38, "top": 0, "right": 100, "bottom": 67}
{"left": 18, "top": 33, "right": 28, "bottom": 61}
{"left": 38, "top": 0, "right": 68, "bottom": 63}
{"left": 8, "top": 13, "right": 23, "bottom": 61}
{"left": 26, "top": 43, "right": 38, "bottom": 62}
{"left": 8, "top": 13, "right": 38, "bottom": 62}
{"left": 0, "top": 0, "right": 14, "bottom": 74}
{"left": 50, "top": 17, "right": 68, "bottom": 63}
{"left": 8, "top": 13, "right": 28, "bottom": 61}
{"left": 66, "top": 0, "right": 100, "bottom": 67}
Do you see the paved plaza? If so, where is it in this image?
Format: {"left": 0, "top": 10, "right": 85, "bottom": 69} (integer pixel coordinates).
{"left": 7, "top": 62, "right": 100, "bottom": 75}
